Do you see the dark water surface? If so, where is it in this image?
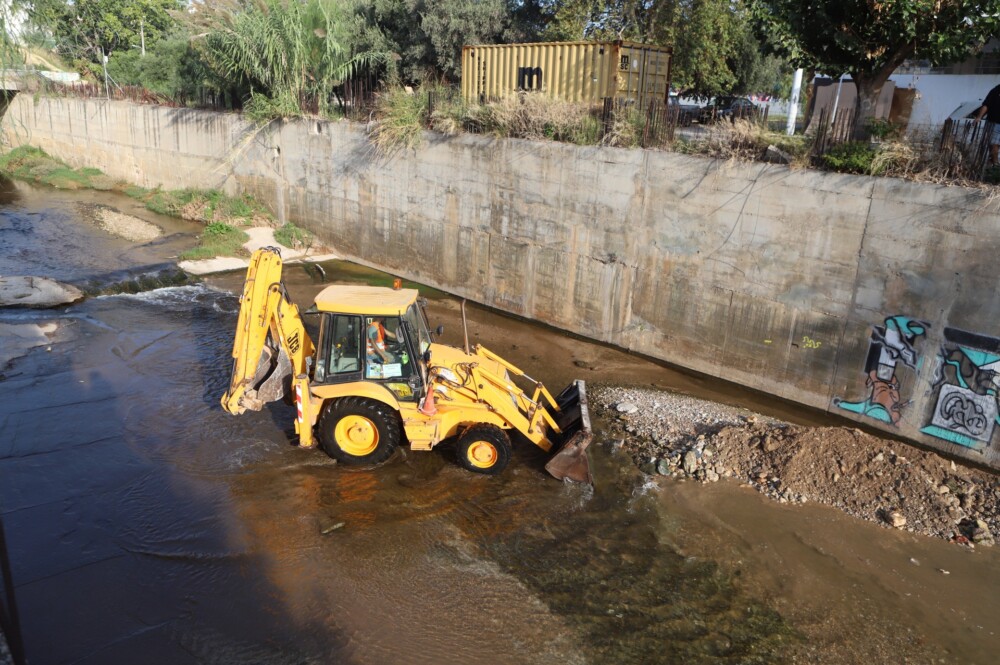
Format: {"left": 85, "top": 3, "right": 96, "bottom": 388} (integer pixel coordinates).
{"left": 2, "top": 180, "right": 998, "bottom": 664}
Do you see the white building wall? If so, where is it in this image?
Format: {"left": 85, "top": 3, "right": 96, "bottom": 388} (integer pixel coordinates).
{"left": 890, "top": 73, "right": 1000, "bottom": 128}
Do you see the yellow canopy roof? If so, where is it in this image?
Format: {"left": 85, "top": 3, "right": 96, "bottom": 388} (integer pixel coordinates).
{"left": 313, "top": 284, "right": 418, "bottom": 316}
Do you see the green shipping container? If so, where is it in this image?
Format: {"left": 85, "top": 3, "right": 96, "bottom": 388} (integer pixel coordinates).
{"left": 461, "top": 41, "right": 673, "bottom": 109}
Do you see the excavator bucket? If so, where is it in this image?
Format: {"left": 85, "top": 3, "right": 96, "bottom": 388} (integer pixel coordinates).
{"left": 235, "top": 338, "right": 292, "bottom": 412}
{"left": 544, "top": 380, "right": 594, "bottom": 483}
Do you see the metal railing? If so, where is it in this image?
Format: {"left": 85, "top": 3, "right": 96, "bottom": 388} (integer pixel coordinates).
{"left": 938, "top": 117, "right": 994, "bottom": 179}
{"left": 811, "top": 107, "right": 856, "bottom": 156}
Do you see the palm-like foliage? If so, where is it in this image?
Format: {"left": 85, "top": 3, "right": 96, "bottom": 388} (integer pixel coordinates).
{"left": 204, "top": 0, "right": 385, "bottom": 116}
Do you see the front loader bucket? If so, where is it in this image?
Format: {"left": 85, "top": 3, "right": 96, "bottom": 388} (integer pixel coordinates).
{"left": 544, "top": 380, "right": 594, "bottom": 483}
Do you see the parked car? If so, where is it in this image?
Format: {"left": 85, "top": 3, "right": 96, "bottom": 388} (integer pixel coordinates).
{"left": 699, "top": 96, "right": 762, "bottom": 124}
{"left": 668, "top": 94, "right": 700, "bottom": 127}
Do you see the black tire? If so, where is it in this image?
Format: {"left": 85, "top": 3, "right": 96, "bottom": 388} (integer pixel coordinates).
{"left": 455, "top": 425, "right": 512, "bottom": 476}
{"left": 318, "top": 397, "right": 401, "bottom": 465}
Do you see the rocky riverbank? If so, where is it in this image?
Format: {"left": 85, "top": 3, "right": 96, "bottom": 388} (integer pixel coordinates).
{"left": 593, "top": 385, "right": 999, "bottom": 548}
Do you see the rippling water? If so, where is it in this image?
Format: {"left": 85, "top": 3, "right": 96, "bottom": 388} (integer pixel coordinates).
{"left": 2, "top": 179, "right": 998, "bottom": 665}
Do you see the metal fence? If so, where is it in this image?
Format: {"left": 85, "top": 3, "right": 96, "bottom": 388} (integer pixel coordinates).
{"left": 37, "top": 78, "right": 182, "bottom": 107}
{"left": 809, "top": 107, "right": 997, "bottom": 181}
{"left": 811, "top": 107, "right": 856, "bottom": 156}
{"left": 938, "top": 117, "right": 995, "bottom": 179}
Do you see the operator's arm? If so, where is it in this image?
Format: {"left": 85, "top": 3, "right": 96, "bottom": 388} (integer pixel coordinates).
{"left": 975, "top": 105, "right": 988, "bottom": 121}
{"left": 368, "top": 325, "right": 393, "bottom": 362}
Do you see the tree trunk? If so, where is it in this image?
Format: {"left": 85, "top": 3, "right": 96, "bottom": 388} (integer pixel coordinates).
{"left": 852, "top": 72, "right": 889, "bottom": 140}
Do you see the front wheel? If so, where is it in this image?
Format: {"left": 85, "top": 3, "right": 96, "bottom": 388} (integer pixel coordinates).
{"left": 318, "top": 397, "right": 401, "bottom": 465}
{"left": 455, "top": 425, "right": 512, "bottom": 475}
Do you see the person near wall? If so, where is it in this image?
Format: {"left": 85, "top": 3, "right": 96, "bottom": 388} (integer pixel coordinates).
{"left": 974, "top": 83, "right": 1000, "bottom": 166}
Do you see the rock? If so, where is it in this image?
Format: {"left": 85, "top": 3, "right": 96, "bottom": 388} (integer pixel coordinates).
{"left": 0, "top": 276, "right": 84, "bottom": 308}
{"left": 706, "top": 470, "right": 720, "bottom": 482}
{"left": 682, "top": 450, "right": 698, "bottom": 475}
{"left": 320, "top": 522, "right": 345, "bottom": 534}
{"left": 763, "top": 435, "right": 783, "bottom": 452}
{"left": 833, "top": 472, "right": 841, "bottom": 482}
{"left": 874, "top": 452, "right": 885, "bottom": 462}
{"left": 616, "top": 402, "right": 639, "bottom": 414}
{"left": 937, "top": 485, "right": 950, "bottom": 495}
{"left": 886, "top": 511, "right": 907, "bottom": 528}
{"left": 972, "top": 520, "right": 994, "bottom": 546}
{"left": 909, "top": 557, "right": 920, "bottom": 566}
{"left": 764, "top": 144, "right": 793, "bottom": 164}
{"left": 656, "top": 459, "right": 672, "bottom": 476}
{"left": 938, "top": 568, "right": 950, "bottom": 575}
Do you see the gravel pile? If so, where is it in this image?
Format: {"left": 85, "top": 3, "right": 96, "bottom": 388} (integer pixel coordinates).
{"left": 594, "top": 385, "right": 999, "bottom": 547}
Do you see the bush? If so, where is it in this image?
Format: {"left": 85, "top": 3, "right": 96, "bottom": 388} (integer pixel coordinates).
{"left": 274, "top": 223, "right": 313, "bottom": 249}
{"left": 180, "top": 222, "right": 249, "bottom": 260}
{"left": 371, "top": 86, "right": 431, "bottom": 153}
{"left": 821, "top": 142, "right": 877, "bottom": 174}
{"left": 866, "top": 118, "right": 903, "bottom": 141}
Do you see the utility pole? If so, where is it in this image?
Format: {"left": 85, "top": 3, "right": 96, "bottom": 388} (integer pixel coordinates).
{"left": 786, "top": 68, "right": 804, "bottom": 136}
{"left": 101, "top": 46, "right": 110, "bottom": 99}
{"left": 140, "top": 17, "right": 145, "bottom": 57}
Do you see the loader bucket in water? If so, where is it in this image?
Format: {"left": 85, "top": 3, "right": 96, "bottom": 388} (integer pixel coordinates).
{"left": 545, "top": 380, "right": 594, "bottom": 483}
{"left": 229, "top": 341, "right": 292, "bottom": 413}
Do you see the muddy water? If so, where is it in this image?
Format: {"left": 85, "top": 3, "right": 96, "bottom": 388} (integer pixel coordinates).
{"left": 1, "top": 179, "right": 998, "bottom": 664}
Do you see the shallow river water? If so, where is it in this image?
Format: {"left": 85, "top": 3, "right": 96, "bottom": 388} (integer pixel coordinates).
{"left": 1, "top": 180, "right": 998, "bottom": 664}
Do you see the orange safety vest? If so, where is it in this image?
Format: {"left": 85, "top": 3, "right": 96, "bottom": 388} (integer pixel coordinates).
{"left": 366, "top": 321, "right": 387, "bottom": 357}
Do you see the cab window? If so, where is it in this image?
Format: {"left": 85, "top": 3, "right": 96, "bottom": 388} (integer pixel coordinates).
{"left": 316, "top": 314, "right": 363, "bottom": 382}
{"left": 364, "top": 316, "right": 419, "bottom": 401}
{"left": 402, "top": 304, "right": 432, "bottom": 355}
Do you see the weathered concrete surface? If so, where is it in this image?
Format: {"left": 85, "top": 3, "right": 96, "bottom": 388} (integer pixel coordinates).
{"left": 6, "top": 97, "right": 1000, "bottom": 470}
{"left": 0, "top": 276, "right": 84, "bottom": 308}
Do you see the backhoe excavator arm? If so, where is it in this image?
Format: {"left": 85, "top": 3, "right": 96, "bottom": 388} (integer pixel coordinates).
{"left": 221, "top": 249, "right": 318, "bottom": 444}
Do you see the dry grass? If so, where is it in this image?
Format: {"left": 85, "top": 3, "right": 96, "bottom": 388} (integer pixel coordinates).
{"left": 677, "top": 119, "right": 812, "bottom": 167}
{"left": 470, "top": 94, "right": 601, "bottom": 144}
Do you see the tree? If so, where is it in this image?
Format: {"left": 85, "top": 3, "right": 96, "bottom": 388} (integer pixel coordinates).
{"left": 540, "top": 0, "right": 784, "bottom": 98}
{"left": 750, "top": 0, "right": 1000, "bottom": 137}
{"left": 358, "top": 0, "right": 515, "bottom": 84}
{"left": 32, "top": 0, "right": 181, "bottom": 64}
{"left": 201, "top": 0, "right": 388, "bottom": 116}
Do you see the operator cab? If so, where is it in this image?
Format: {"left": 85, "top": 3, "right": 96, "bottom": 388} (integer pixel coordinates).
{"left": 310, "top": 285, "right": 434, "bottom": 402}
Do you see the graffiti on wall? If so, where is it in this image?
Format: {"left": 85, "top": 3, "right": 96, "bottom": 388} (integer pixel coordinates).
{"left": 920, "top": 328, "right": 1000, "bottom": 450}
{"left": 835, "top": 316, "right": 929, "bottom": 425}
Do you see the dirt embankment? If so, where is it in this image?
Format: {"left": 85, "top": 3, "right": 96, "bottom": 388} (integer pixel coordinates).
{"left": 594, "top": 385, "right": 999, "bottom": 548}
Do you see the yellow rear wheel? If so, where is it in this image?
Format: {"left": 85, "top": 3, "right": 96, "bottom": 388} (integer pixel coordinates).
{"left": 319, "top": 397, "right": 400, "bottom": 465}
{"left": 456, "top": 425, "right": 511, "bottom": 475}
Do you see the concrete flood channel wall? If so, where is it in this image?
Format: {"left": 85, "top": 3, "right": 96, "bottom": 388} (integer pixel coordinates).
{"left": 6, "top": 96, "right": 1000, "bottom": 471}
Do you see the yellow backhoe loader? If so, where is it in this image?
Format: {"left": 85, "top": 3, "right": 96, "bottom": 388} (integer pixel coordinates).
{"left": 221, "top": 248, "right": 593, "bottom": 482}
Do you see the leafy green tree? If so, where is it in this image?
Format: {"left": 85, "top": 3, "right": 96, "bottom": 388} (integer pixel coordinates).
{"left": 32, "top": 0, "right": 181, "bottom": 63}
{"left": 540, "top": 0, "right": 783, "bottom": 98}
{"left": 358, "top": 0, "right": 515, "bottom": 84}
{"left": 750, "top": 0, "right": 1000, "bottom": 136}
{"left": 106, "top": 32, "right": 207, "bottom": 100}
